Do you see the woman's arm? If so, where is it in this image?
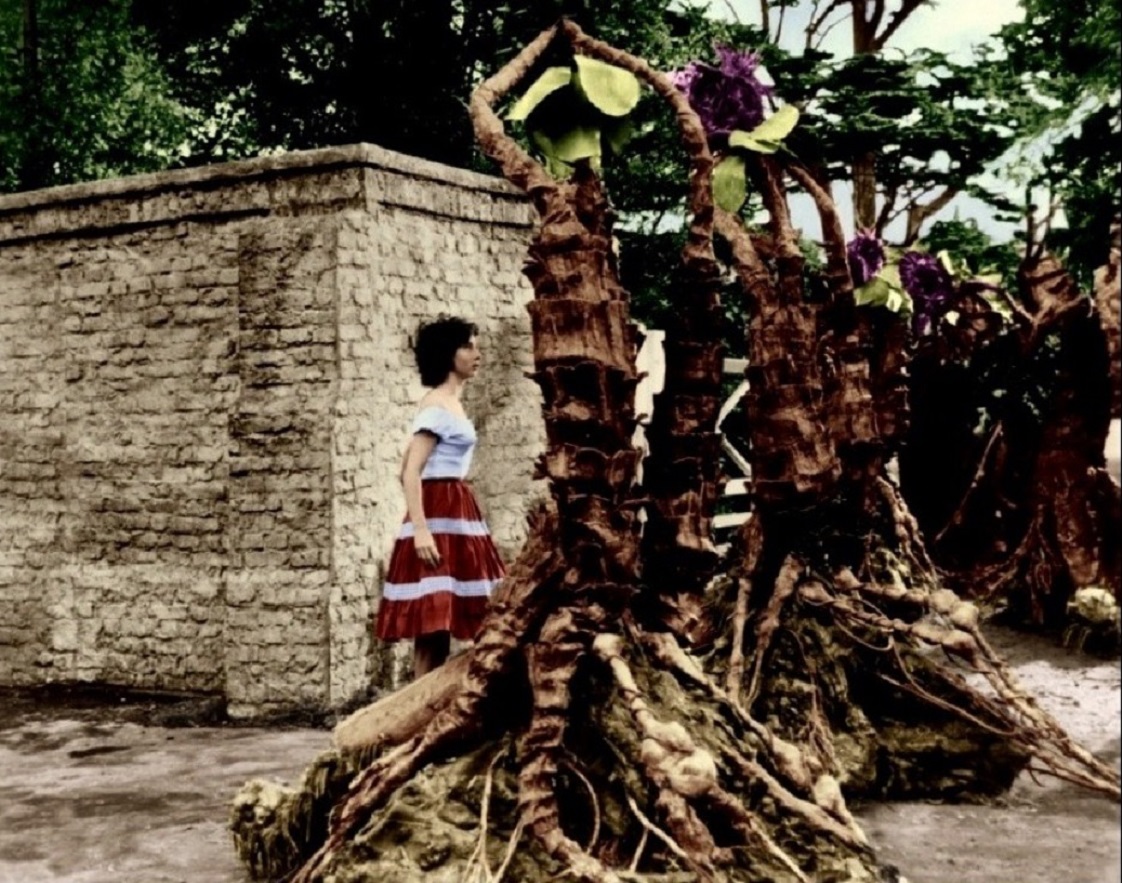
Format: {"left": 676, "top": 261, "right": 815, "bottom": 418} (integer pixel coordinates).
{"left": 400, "top": 432, "right": 441, "bottom": 566}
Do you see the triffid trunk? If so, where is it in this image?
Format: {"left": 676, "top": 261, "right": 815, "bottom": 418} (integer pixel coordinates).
{"left": 229, "top": 24, "right": 1120, "bottom": 883}
{"left": 903, "top": 250, "right": 1121, "bottom": 630}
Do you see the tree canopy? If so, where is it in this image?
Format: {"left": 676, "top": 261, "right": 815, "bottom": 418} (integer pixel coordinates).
{"left": 0, "top": 0, "right": 186, "bottom": 191}
{"left": 1, "top": 0, "right": 1117, "bottom": 281}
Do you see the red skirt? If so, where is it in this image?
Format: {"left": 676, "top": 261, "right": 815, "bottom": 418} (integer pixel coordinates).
{"left": 375, "top": 479, "right": 506, "bottom": 641}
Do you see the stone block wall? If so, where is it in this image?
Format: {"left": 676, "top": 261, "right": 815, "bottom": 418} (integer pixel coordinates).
{"left": 0, "top": 145, "right": 543, "bottom": 716}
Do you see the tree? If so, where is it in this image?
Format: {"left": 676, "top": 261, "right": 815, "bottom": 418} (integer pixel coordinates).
{"left": 131, "top": 0, "right": 756, "bottom": 169}
{"left": 230, "top": 23, "right": 1117, "bottom": 883}
{"left": 978, "top": 0, "right": 1121, "bottom": 287}
{"left": 0, "top": 0, "right": 186, "bottom": 192}
{"left": 762, "top": 0, "right": 1018, "bottom": 239}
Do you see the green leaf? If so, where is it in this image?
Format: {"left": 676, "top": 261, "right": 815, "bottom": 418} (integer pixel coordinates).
{"left": 746, "top": 104, "right": 800, "bottom": 142}
{"left": 603, "top": 117, "right": 635, "bottom": 155}
{"left": 855, "top": 271, "right": 911, "bottom": 314}
{"left": 507, "top": 67, "right": 574, "bottom": 121}
{"left": 729, "top": 106, "right": 800, "bottom": 153}
{"left": 728, "top": 107, "right": 799, "bottom": 155}
{"left": 573, "top": 56, "right": 641, "bottom": 117}
{"left": 532, "top": 125, "right": 602, "bottom": 163}
{"left": 544, "top": 155, "right": 575, "bottom": 180}
{"left": 712, "top": 155, "right": 748, "bottom": 213}
{"left": 854, "top": 277, "right": 893, "bottom": 307}
{"left": 727, "top": 135, "right": 782, "bottom": 154}
{"left": 885, "top": 289, "right": 910, "bottom": 313}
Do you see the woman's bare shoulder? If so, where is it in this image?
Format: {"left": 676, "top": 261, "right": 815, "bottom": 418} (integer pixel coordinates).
{"left": 417, "top": 390, "right": 466, "bottom": 418}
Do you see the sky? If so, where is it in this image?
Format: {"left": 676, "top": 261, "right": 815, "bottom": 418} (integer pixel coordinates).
{"left": 689, "top": 0, "right": 1028, "bottom": 241}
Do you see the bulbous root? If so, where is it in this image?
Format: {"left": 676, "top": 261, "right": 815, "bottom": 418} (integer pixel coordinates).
{"left": 793, "top": 567, "right": 1120, "bottom": 799}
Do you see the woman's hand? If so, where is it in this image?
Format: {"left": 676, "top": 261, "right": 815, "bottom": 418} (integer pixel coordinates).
{"left": 413, "top": 526, "right": 442, "bottom": 567}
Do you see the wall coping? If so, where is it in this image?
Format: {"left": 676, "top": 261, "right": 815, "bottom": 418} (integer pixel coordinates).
{"left": 0, "top": 143, "right": 526, "bottom": 216}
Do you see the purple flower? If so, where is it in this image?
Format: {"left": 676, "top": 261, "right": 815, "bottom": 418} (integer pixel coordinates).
{"left": 846, "top": 229, "right": 885, "bottom": 286}
{"left": 670, "top": 46, "right": 773, "bottom": 139}
{"left": 899, "top": 251, "right": 954, "bottom": 335}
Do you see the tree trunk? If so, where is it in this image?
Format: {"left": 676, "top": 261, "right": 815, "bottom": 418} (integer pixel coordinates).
{"left": 229, "top": 25, "right": 1121, "bottom": 883}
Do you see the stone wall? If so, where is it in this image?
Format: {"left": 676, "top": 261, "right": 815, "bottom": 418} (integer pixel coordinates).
{"left": 0, "top": 145, "right": 543, "bottom": 717}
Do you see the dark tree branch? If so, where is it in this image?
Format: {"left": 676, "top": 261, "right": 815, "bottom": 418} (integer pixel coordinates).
{"left": 904, "top": 185, "right": 958, "bottom": 245}
{"left": 775, "top": 1, "right": 789, "bottom": 45}
{"left": 869, "top": 0, "right": 887, "bottom": 36}
{"left": 789, "top": 163, "right": 854, "bottom": 303}
{"left": 806, "top": 0, "right": 848, "bottom": 48}
{"left": 874, "top": 180, "right": 899, "bottom": 237}
{"left": 872, "top": 0, "right": 927, "bottom": 51}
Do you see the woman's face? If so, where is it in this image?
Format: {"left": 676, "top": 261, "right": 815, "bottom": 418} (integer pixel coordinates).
{"left": 452, "top": 335, "right": 481, "bottom": 380}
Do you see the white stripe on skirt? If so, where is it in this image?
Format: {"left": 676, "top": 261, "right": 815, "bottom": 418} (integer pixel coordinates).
{"left": 398, "top": 518, "right": 492, "bottom": 538}
{"left": 382, "top": 575, "right": 501, "bottom": 602}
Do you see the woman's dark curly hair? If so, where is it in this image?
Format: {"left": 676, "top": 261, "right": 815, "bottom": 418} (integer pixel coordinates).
{"left": 413, "top": 316, "right": 478, "bottom": 387}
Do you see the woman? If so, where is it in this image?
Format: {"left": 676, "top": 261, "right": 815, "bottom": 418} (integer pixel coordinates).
{"left": 375, "top": 316, "right": 506, "bottom": 678}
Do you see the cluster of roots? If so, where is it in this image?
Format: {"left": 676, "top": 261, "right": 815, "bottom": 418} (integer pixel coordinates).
{"left": 230, "top": 504, "right": 1120, "bottom": 883}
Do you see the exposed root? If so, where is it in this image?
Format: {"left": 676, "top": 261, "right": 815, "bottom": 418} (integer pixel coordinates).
{"left": 875, "top": 476, "right": 935, "bottom": 576}
{"left": 624, "top": 792, "right": 691, "bottom": 867}
{"left": 637, "top": 624, "right": 869, "bottom": 852}
{"left": 725, "top": 751, "right": 868, "bottom": 851}
{"left": 702, "top": 787, "right": 810, "bottom": 883}
{"left": 744, "top": 555, "right": 800, "bottom": 708}
{"left": 464, "top": 749, "right": 504, "bottom": 883}
{"left": 724, "top": 575, "right": 751, "bottom": 700}
{"left": 637, "top": 627, "right": 822, "bottom": 793}
{"left": 628, "top": 825, "right": 649, "bottom": 872}
{"left": 592, "top": 629, "right": 880, "bottom": 882}
{"left": 563, "top": 752, "right": 603, "bottom": 852}
{"left": 725, "top": 517, "right": 764, "bottom": 700}
{"left": 932, "top": 423, "right": 1004, "bottom": 547}
{"left": 493, "top": 818, "right": 526, "bottom": 883}
{"left": 800, "top": 573, "right": 1122, "bottom": 801}
{"left": 518, "top": 610, "right": 622, "bottom": 883}
{"left": 595, "top": 632, "right": 721, "bottom": 879}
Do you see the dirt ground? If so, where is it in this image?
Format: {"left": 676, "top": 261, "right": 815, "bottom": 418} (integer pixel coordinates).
{"left": 0, "top": 623, "right": 1117, "bottom": 883}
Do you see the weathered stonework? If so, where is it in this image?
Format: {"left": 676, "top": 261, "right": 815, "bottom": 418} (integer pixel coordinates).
{"left": 0, "top": 145, "right": 543, "bottom": 717}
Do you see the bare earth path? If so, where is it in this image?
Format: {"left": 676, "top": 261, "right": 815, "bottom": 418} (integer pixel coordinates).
{"left": 0, "top": 623, "right": 1117, "bottom": 883}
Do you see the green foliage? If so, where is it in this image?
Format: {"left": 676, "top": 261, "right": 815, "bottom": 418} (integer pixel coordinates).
{"left": 921, "top": 218, "right": 1021, "bottom": 291}
{"left": 508, "top": 57, "right": 641, "bottom": 175}
{"left": 0, "top": 0, "right": 188, "bottom": 192}
{"left": 712, "top": 154, "right": 748, "bottom": 212}
{"left": 853, "top": 263, "right": 911, "bottom": 315}
{"left": 573, "top": 56, "right": 640, "bottom": 117}
{"left": 727, "top": 104, "right": 799, "bottom": 155}
{"left": 983, "top": 0, "right": 1121, "bottom": 283}
{"left": 776, "top": 48, "right": 1016, "bottom": 228}
{"left": 507, "top": 68, "right": 573, "bottom": 121}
